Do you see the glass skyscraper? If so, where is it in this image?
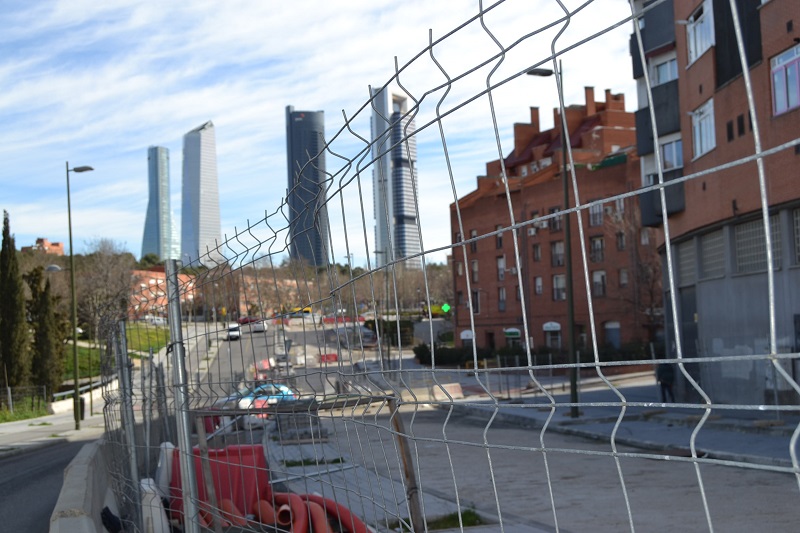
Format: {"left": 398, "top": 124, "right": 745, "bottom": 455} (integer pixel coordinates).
{"left": 181, "top": 121, "right": 222, "bottom": 266}
{"left": 371, "top": 88, "right": 421, "bottom": 269}
{"left": 141, "top": 146, "right": 174, "bottom": 260}
{"left": 285, "top": 106, "right": 329, "bottom": 267}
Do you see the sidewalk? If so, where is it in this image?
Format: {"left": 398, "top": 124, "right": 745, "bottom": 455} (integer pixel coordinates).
{"left": 0, "top": 409, "right": 106, "bottom": 459}
{"left": 445, "top": 385, "right": 800, "bottom": 469}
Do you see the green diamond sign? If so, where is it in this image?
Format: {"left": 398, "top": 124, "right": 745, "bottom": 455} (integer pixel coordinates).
{"left": 441, "top": 303, "right": 451, "bottom": 313}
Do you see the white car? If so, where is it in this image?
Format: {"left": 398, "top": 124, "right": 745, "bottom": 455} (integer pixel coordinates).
{"left": 250, "top": 320, "right": 267, "bottom": 333}
{"left": 225, "top": 322, "right": 241, "bottom": 341}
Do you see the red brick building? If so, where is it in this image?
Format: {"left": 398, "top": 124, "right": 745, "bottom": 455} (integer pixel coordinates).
{"left": 21, "top": 238, "right": 65, "bottom": 256}
{"left": 631, "top": 0, "right": 800, "bottom": 404}
{"left": 450, "top": 88, "right": 661, "bottom": 355}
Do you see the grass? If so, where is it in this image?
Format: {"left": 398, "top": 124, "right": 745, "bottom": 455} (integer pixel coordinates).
{"left": 125, "top": 323, "right": 170, "bottom": 352}
{"left": 63, "top": 344, "right": 103, "bottom": 380}
{"left": 390, "top": 509, "right": 483, "bottom": 531}
{"left": 0, "top": 405, "right": 50, "bottom": 423}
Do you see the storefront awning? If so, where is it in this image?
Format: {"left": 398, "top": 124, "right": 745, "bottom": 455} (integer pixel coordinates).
{"left": 504, "top": 328, "right": 521, "bottom": 338}
{"left": 543, "top": 321, "right": 561, "bottom": 332}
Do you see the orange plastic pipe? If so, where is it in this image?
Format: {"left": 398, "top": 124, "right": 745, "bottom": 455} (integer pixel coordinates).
{"left": 301, "top": 494, "right": 369, "bottom": 533}
{"left": 307, "top": 500, "right": 334, "bottom": 533}
{"left": 273, "top": 492, "right": 310, "bottom": 533}
{"left": 254, "top": 499, "right": 278, "bottom": 525}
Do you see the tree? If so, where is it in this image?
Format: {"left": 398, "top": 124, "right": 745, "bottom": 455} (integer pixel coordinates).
{"left": 76, "top": 238, "right": 136, "bottom": 340}
{"left": 24, "top": 266, "right": 65, "bottom": 395}
{"left": 137, "top": 252, "right": 161, "bottom": 270}
{"left": 0, "top": 211, "right": 31, "bottom": 387}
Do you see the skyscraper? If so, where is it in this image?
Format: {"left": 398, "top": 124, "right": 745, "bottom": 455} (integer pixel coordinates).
{"left": 285, "top": 106, "right": 329, "bottom": 267}
{"left": 181, "top": 121, "right": 222, "bottom": 266}
{"left": 371, "top": 88, "right": 421, "bottom": 269}
{"left": 141, "top": 146, "right": 174, "bottom": 260}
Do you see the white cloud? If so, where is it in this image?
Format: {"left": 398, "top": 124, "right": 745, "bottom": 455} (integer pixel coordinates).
{"left": 0, "top": 0, "right": 638, "bottom": 264}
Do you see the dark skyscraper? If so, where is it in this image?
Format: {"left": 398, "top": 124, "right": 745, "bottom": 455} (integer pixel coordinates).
{"left": 285, "top": 106, "right": 329, "bottom": 266}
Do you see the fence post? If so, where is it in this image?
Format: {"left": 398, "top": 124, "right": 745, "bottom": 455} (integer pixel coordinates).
{"left": 115, "top": 319, "right": 142, "bottom": 529}
{"left": 166, "top": 259, "right": 200, "bottom": 533}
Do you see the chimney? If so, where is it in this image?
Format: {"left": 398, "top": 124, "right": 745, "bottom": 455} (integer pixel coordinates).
{"left": 529, "top": 107, "right": 540, "bottom": 134}
{"left": 585, "top": 87, "right": 596, "bottom": 116}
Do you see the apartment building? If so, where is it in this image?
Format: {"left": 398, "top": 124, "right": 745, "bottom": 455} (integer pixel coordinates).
{"left": 451, "top": 88, "right": 660, "bottom": 355}
{"left": 631, "top": 0, "right": 800, "bottom": 404}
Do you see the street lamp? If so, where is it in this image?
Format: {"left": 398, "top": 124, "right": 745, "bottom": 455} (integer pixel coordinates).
{"left": 528, "top": 63, "right": 578, "bottom": 417}
{"left": 66, "top": 161, "right": 94, "bottom": 430}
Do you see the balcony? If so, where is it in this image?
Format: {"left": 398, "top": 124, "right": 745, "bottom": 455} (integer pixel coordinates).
{"left": 639, "top": 169, "right": 685, "bottom": 228}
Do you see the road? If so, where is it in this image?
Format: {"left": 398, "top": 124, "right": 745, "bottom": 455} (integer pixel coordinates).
{"left": 0, "top": 438, "right": 94, "bottom": 532}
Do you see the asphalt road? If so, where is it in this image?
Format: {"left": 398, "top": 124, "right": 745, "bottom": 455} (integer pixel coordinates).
{"left": 0, "top": 438, "right": 91, "bottom": 533}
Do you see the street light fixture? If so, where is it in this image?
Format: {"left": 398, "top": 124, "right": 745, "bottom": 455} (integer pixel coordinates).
{"left": 66, "top": 161, "right": 94, "bottom": 430}
{"left": 528, "top": 63, "right": 579, "bottom": 417}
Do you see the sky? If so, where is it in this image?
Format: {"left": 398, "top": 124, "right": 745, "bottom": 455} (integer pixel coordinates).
{"left": 0, "top": 0, "right": 638, "bottom": 268}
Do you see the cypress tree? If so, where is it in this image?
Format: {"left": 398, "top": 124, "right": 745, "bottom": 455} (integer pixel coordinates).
{"left": 0, "top": 211, "right": 31, "bottom": 387}
{"left": 25, "top": 267, "right": 65, "bottom": 396}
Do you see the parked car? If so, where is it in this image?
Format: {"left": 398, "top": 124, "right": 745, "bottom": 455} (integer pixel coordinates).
{"left": 216, "top": 382, "right": 298, "bottom": 428}
{"left": 225, "top": 322, "right": 241, "bottom": 341}
{"left": 324, "top": 325, "right": 378, "bottom": 348}
{"left": 249, "top": 319, "right": 267, "bottom": 333}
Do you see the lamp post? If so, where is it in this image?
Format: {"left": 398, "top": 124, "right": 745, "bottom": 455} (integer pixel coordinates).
{"left": 66, "top": 162, "right": 94, "bottom": 430}
{"left": 527, "top": 63, "right": 578, "bottom": 417}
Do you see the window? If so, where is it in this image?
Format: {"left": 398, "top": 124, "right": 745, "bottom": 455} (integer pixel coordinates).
{"left": 496, "top": 225, "right": 504, "bottom": 249}
{"left": 772, "top": 43, "right": 800, "bottom": 115}
{"left": 589, "top": 202, "right": 603, "bottom": 227}
{"left": 498, "top": 287, "right": 507, "bottom": 312}
{"left": 660, "top": 139, "right": 683, "bottom": 169}
{"left": 641, "top": 228, "right": 651, "bottom": 246}
{"left": 619, "top": 268, "right": 629, "bottom": 287}
{"left": 534, "top": 276, "right": 543, "bottom": 295}
{"left": 590, "top": 236, "right": 605, "bottom": 262}
{"left": 592, "top": 271, "right": 607, "bottom": 297}
{"left": 469, "top": 229, "right": 478, "bottom": 253}
{"left": 515, "top": 285, "right": 521, "bottom": 301}
{"left": 456, "top": 262, "right": 464, "bottom": 277}
{"left": 457, "top": 291, "right": 464, "bottom": 305}
{"left": 549, "top": 206, "right": 563, "bottom": 232}
{"left": 552, "top": 274, "right": 566, "bottom": 301}
{"left": 700, "top": 230, "right": 725, "bottom": 278}
{"left": 652, "top": 57, "right": 678, "bottom": 85}
{"left": 687, "top": 1, "right": 714, "bottom": 64}
{"left": 692, "top": 99, "right": 716, "bottom": 158}
{"left": 551, "top": 241, "right": 565, "bottom": 267}
{"left": 454, "top": 232, "right": 462, "bottom": 245}
{"left": 471, "top": 260, "right": 479, "bottom": 282}
{"left": 794, "top": 209, "right": 800, "bottom": 264}
{"left": 678, "top": 240, "right": 696, "bottom": 285}
{"left": 471, "top": 290, "right": 480, "bottom": 314}
{"left": 735, "top": 216, "right": 782, "bottom": 273}
{"left": 616, "top": 231, "right": 626, "bottom": 251}
{"left": 496, "top": 256, "right": 506, "bottom": 281}
{"left": 532, "top": 243, "right": 541, "bottom": 262}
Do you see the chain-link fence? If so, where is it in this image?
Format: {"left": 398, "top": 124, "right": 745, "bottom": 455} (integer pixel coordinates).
{"left": 97, "top": 1, "right": 800, "bottom": 531}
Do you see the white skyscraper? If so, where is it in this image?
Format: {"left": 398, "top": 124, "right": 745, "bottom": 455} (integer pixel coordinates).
{"left": 181, "top": 121, "right": 222, "bottom": 266}
{"left": 141, "top": 146, "right": 174, "bottom": 260}
{"left": 371, "top": 87, "right": 421, "bottom": 269}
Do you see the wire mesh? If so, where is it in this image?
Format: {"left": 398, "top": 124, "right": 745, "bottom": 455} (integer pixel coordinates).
{"left": 98, "top": 1, "right": 800, "bottom": 531}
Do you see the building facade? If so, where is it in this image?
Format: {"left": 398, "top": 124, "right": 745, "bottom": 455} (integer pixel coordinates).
{"left": 631, "top": 0, "right": 800, "bottom": 404}
{"left": 285, "top": 106, "right": 329, "bottom": 267}
{"left": 21, "top": 238, "right": 64, "bottom": 256}
{"left": 181, "top": 121, "right": 223, "bottom": 266}
{"left": 451, "top": 88, "right": 660, "bottom": 355}
{"left": 371, "top": 87, "right": 421, "bottom": 269}
{"left": 141, "top": 146, "right": 174, "bottom": 261}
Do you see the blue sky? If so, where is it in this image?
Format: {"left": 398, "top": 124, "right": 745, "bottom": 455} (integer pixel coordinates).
{"left": 0, "top": 0, "right": 637, "bottom": 267}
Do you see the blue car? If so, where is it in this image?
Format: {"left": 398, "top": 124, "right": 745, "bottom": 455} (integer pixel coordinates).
{"left": 231, "top": 383, "right": 297, "bottom": 428}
